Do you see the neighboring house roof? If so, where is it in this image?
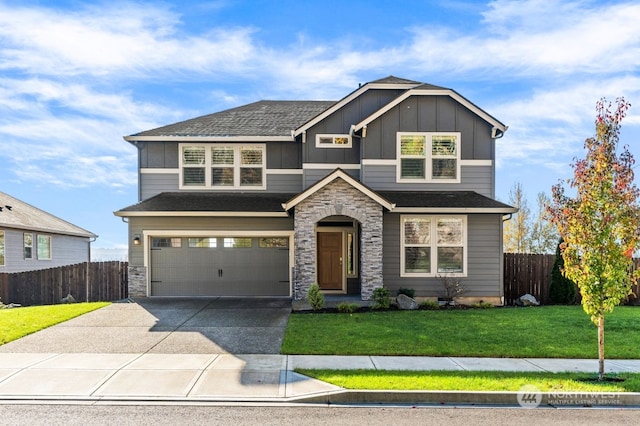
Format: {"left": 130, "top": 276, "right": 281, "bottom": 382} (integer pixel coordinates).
{"left": 114, "top": 192, "right": 295, "bottom": 217}
{"left": 0, "top": 192, "right": 97, "bottom": 238}
{"left": 125, "top": 100, "right": 335, "bottom": 142}
{"left": 282, "top": 168, "right": 395, "bottom": 211}
{"left": 379, "top": 191, "right": 517, "bottom": 213}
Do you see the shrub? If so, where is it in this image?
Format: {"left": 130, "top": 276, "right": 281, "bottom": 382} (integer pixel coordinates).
{"left": 419, "top": 300, "right": 440, "bottom": 310}
{"left": 337, "top": 302, "right": 359, "bottom": 313}
{"left": 372, "top": 287, "right": 391, "bottom": 310}
{"left": 549, "top": 238, "right": 577, "bottom": 304}
{"left": 307, "top": 283, "right": 325, "bottom": 311}
{"left": 440, "top": 275, "right": 466, "bottom": 299}
{"left": 471, "top": 301, "right": 494, "bottom": 309}
{"left": 397, "top": 287, "right": 415, "bottom": 298}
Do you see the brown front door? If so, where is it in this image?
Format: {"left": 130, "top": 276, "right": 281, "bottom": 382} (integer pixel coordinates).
{"left": 317, "top": 232, "right": 343, "bottom": 290}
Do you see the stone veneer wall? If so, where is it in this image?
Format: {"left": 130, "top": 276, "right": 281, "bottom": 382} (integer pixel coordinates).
{"left": 293, "top": 178, "right": 384, "bottom": 300}
{"left": 128, "top": 265, "right": 147, "bottom": 297}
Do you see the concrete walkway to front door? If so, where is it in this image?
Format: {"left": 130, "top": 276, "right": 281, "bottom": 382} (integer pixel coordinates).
{"left": 0, "top": 297, "right": 292, "bottom": 354}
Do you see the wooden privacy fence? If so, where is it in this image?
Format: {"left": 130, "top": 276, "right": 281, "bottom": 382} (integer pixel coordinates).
{"left": 0, "top": 262, "right": 128, "bottom": 306}
{"left": 503, "top": 253, "right": 640, "bottom": 306}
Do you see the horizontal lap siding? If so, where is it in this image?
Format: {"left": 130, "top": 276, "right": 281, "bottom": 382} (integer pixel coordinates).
{"left": 383, "top": 213, "right": 502, "bottom": 297}
{"left": 140, "top": 171, "right": 302, "bottom": 200}
{"left": 362, "top": 164, "right": 493, "bottom": 197}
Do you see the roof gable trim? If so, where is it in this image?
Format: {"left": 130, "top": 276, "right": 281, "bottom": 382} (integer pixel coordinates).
{"left": 293, "top": 82, "right": 421, "bottom": 137}
{"left": 124, "top": 135, "right": 294, "bottom": 143}
{"left": 282, "top": 169, "right": 395, "bottom": 211}
{"left": 353, "top": 89, "right": 507, "bottom": 134}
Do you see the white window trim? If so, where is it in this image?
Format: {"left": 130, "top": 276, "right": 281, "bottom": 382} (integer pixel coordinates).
{"left": 396, "top": 132, "right": 461, "bottom": 183}
{"left": 315, "top": 134, "right": 352, "bottom": 148}
{"left": 0, "top": 230, "right": 4, "bottom": 267}
{"left": 178, "top": 143, "right": 266, "bottom": 190}
{"left": 37, "top": 234, "right": 52, "bottom": 260}
{"left": 400, "top": 215, "right": 467, "bottom": 277}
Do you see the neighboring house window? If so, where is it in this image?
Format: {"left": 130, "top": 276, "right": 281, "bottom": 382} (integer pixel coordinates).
{"left": 316, "top": 134, "right": 352, "bottom": 148}
{"left": 400, "top": 215, "right": 466, "bottom": 277}
{"left": 397, "top": 132, "right": 460, "bottom": 182}
{"left": 24, "top": 233, "right": 33, "bottom": 259}
{"left": 37, "top": 234, "right": 52, "bottom": 260}
{"left": 0, "top": 230, "right": 4, "bottom": 266}
{"left": 180, "top": 144, "right": 265, "bottom": 189}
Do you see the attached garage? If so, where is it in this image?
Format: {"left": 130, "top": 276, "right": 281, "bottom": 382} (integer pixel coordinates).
{"left": 149, "top": 235, "right": 291, "bottom": 297}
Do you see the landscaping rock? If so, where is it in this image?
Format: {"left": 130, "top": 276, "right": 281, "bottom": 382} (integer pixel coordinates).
{"left": 516, "top": 293, "right": 539, "bottom": 306}
{"left": 60, "top": 294, "right": 77, "bottom": 304}
{"left": 396, "top": 293, "right": 419, "bottom": 310}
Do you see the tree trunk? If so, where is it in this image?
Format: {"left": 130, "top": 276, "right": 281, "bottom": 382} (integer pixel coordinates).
{"left": 598, "top": 314, "right": 605, "bottom": 381}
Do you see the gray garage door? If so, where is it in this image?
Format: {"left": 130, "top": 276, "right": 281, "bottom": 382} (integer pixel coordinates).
{"left": 150, "top": 236, "right": 290, "bottom": 296}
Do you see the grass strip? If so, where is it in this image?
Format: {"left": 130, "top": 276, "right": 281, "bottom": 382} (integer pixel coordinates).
{"left": 296, "top": 369, "right": 640, "bottom": 392}
{"left": 0, "top": 302, "right": 110, "bottom": 345}
{"left": 282, "top": 306, "right": 640, "bottom": 358}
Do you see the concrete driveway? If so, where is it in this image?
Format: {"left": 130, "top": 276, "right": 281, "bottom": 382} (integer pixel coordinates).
{"left": 0, "top": 297, "right": 292, "bottom": 354}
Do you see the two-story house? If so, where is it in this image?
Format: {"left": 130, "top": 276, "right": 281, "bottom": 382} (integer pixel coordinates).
{"left": 115, "top": 76, "right": 516, "bottom": 304}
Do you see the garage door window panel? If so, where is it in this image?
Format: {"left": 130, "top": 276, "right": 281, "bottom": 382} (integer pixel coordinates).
{"left": 188, "top": 238, "right": 217, "bottom": 248}
{"left": 223, "top": 237, "right": 252, "bottom": 248}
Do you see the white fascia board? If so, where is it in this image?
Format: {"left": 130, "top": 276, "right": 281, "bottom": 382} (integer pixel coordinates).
{"left": 293, "top": 83, "right": 420, "bottom": 137}
{"left": 391, "top": 207, "right": 518, "bottom": 214}
{"left": 114, "top": 211, "right": 289, "bottom": 217}
{"left": 124, "top": 135, "right": 294, "bottom": 142}
{"left": 353, "top": 89, "right": 507, "bottom": 133}
{"left": 0, "top": 224, "right": 96, "bottom": 238}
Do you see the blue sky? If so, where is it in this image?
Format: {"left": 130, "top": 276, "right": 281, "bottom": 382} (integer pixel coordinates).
{"left": 1, "top": 0, "right": 639, "bottom": 257}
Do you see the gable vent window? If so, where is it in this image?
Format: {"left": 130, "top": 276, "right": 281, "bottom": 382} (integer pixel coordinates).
{"left": 180, "top": 144, "right": 265, "bottom": 190}
{"left": 397, "top": 132, "right": 460, "bottom": 183}
{"left": 316, "top": 134, "right": 352, "bottom": 148}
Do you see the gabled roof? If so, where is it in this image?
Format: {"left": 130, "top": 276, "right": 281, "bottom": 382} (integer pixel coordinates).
{"left": 125, "top": 100, "right": 335, "bottom": 142}
{"left": 0, "top": 192, "right": 96, "bottom": 238}
{"left": 293, "top": 75, "right": 422, "bottom": 136}
{"left": 282, "top": 169, "right": 396, "bottom": 211}
{"left": 353, "top": 85, "right": 507, "bottom": 136}
{"left": 114, "top": 192, "right": 295, "bottom": 217}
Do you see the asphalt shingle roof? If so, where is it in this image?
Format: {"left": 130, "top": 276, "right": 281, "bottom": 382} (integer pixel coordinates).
{"left": 379, "top": 191, "right": 515, "bottom": 210}
{"left": 0, "top": 192, "right": 96, "bottom": 237}
{"left": 116, "top": 192, "right": 297, "bottom": 213}
{"left": 131, "top": 100, "right": 336, "bottom": 138}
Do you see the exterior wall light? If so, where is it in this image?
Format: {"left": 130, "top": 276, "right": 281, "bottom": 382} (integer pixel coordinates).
{"left": 133, "top": 235, "right": 141, "bottom": 245}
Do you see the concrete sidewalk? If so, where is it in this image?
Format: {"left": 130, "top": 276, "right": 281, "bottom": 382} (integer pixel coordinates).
{"left": 1, "top": 353, "right": 640, "bottom": 404}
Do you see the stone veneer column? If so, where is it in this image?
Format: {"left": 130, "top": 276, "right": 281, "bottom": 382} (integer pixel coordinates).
{"left": 293, "top": 178, "right": 383, "bottom": 300}
{"left": 127, "top": 265, "right": 147, "bottom": 297}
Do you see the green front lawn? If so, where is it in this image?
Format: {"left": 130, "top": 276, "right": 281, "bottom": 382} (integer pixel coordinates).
{"left": 0, "top": 302, "right": 110, "bottom": 345}
{"left": 282, "top": 306, "right": 640, "bottom": 358}
{"left": 297, "top": 369, "right": 640, "bottom": 392}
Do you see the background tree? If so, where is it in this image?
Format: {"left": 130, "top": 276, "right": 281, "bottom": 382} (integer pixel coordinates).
{"left": 503, "top": 182, "right": 531, "bottom": 253}
{"left": 529, "top": 192, "right": 559, "bottom": 254}
{"left": 548, "top": 98, "right": 640, "bottom": 380}
{"left": 549, "top": 238, "right": 576, "bottom": 304}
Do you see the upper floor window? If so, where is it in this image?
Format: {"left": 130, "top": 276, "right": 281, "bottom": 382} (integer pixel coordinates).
{"left": 400, "top": 215, "right": 466, "bottom": 277}
{"left": 180, "top": 144, "right": 265, "bottom": 190}
{"left": 316, "top": 134, "right": 352, "bottom": 148}
{"left": 24, "top": 233, "right": 33, "bottom": 259}
{"left": 37, "top": 234, "right": 51, "bottom": 260}
{"left": 397, "top": 132, "right": 460, "bottom": 182}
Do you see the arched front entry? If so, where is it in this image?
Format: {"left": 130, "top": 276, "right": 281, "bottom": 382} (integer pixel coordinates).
{"left": 292, "top": 176, "right": 385, "bottom": 300}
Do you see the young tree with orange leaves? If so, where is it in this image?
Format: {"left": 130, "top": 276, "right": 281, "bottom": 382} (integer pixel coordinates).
{"left": 548, "top": 97, "right": 640, "bottom": 381}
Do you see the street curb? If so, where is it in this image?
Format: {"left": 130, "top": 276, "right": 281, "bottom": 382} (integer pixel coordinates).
{"left": 290, "top": 389, "right": 640, "bottom": 407}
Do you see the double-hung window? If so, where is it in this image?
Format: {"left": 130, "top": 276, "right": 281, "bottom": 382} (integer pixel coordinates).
{"left": 397, "top": 132, "right": 460, "bottom": 182}
{"left": 24, "top": 233, "right": 33, "bottom": 259}
{"left": 0, "top": 230, "right": 4, "bottom": 266}
{"left": 401, "top": 215, "right": 466, "bottom": 277}
{"left": 180, "top": 144, "right": 265, "bottom": 189}
{"left": 37, "top": 234, "right": 52, "bottom": 260}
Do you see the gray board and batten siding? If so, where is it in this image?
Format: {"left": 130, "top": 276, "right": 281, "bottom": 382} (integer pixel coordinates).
{"left": 382, "top": 213, "right": 504, "bottom": 298}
